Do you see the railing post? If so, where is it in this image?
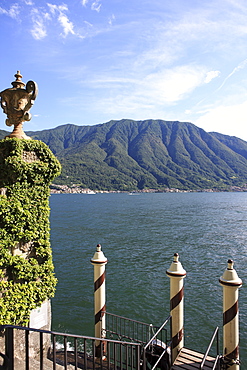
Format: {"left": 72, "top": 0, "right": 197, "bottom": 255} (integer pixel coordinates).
{"left": 166, "top": 253, "right": 186, "bottom": 364}
{"left": 135, "top": 345, "right": 139, "bottom": 370}
{"left": 219, "top": 259, "right": 242, "bottom": 370}
{"left": 91, "top": 244, "right": 108, "bottom": 358}
{"left": 5, "top": 326, "right": 14, "bottom": 370}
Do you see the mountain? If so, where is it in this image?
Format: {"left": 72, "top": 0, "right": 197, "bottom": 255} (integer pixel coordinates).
{"left": 1, "top": 119, "right": 247, "bottom": 191}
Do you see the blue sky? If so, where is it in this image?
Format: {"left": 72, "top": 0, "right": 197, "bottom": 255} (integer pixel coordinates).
{"left": 1, "top": 0, "right": 247, "bottom": 140}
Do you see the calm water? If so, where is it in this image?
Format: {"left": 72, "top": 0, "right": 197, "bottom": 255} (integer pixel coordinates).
{"left": 50, "top": 192, "right": 247, "bottom": 366}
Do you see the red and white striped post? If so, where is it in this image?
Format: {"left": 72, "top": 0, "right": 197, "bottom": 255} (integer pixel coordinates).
{"left": 166, "top": 253, "right": 186, "bottom": 364}
{"left": 91, "top": 244, "right": 108, "bottom": 357}
{"left": 219, "top": 259, "right": 242, "bottom": 370}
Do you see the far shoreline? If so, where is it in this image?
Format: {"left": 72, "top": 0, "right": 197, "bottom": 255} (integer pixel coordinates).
{"left": 50, "top": 184, "right": 247, "bottom": 194}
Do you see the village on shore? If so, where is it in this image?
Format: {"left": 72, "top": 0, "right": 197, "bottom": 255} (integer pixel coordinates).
{"left": 50, "top": 183, "right": 247, "bottom": 194}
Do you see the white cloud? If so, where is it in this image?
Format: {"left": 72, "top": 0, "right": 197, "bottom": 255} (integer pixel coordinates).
{"left": 0, "top": 2, "right": 77, "bottom": 40}
{"left": 58, "top": 14, "right": 75, "bottom": 37}
{"left": 108, "top": 14, "right": 115, "bottom": 26}
{"left": 134, "top": 3, "right": 247, "bottom": 76}
{"left": 82, "top": 65, "right": 211, "bottom": 122}
{"left": 84, "top": 20, "right": 93, "bottom": 27}
{"left": 204, "top": 70, "right": 220, "bottom": 83}
{"left": 31, "top": 21, "right": 47, "bottom": 40}
{"left": 90, "top": 65, "right": 210, "bottom": 104}
{"left": 47, "top": 3, "right": 75, "bottom": 37}
{"left": 216, "top": 59, "right": 247, "bottom": 92}
{"left": 91, "top": 0, "right": 101, "bottom": 12}
{"left": 141, "top": 66, "right": 207, "bottom": 104}
{"left": 47, "top": 3, "right": 68, "bottom": 15}
{"left": 0, "top": 7, "right": 7, "bottom": 15}
{"left": 23, "top": 0, "right": 34, "bottom": 5}
{"left": 185, "top": 109, "right": 192, "bottom": 115}
{"left": 195, "top": 101, "right": 247, "bottom": 140}
{"left": 80, "top": 0, "right": 102, "bottom": 11}
{"left": 0, "top": 4, "right": 20, "bottom": 19}
{"left": 9, "top": 4, "right": 21, "bottom": 18}
{"left": 30, "top": 9, "right": 48, "bottom": 40}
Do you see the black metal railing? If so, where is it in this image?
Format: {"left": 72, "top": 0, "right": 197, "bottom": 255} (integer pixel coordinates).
{"left": 103, "top": 312, "right": 172, "bottom": 370}
{"left": 0, "top": 314, "right": 172, "bottom": 370}
{"left": 0, "top": 324, "right": 143, "bottom": 370}
{"left": 200, "top": 326, "right": 220, "bottom": 370}
{"left": 103, "top": 312, "right": 170, "bottom": 346}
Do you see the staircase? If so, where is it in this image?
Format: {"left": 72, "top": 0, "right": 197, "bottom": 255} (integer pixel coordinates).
{"left": 171, "top": 347, "right": 218, "bottom": 369}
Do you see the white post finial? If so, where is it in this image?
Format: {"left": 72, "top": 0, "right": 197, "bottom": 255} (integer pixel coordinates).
{"left": 91, "top": 244, "right": 108, "bottom": 358}
{"left": 166, "top": 253, "right": 186, "bottom": 364}
{"left": 219, "top": 259, "right": 242, "bottom": 370}
{"left": 173, "top": 253, "right": 179, "bottom": 263}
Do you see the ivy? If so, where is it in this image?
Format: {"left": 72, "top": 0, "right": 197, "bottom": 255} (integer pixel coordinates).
{"left": 0, "top": 138, "right": 61, "bottom": 325}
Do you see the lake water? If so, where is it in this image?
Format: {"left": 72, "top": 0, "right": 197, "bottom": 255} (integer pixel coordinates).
{"left": 49, "top": 192, "right": 247, "bottom": 367}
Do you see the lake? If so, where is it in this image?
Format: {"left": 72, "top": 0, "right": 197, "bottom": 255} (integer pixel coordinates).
{"left": 49, "top": 192, "right": 247, "bottom": 367}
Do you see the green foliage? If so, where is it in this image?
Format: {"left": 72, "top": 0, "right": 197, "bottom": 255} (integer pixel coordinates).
{"left": 2, "top": 119, "right": 247, "bottom": 190}
{"left": 0, "top": 138, "right": 61, "bottom": 325}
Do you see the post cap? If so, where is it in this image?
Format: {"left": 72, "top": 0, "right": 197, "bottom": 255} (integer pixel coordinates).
{"left": 166, "top": 253, "right": 186, "bottom": 278}
{"left": 91, "top": 244, "right": 108, "bottom": 265}
{"left": 219, "top": 259, "right": 242, "bottom": 287}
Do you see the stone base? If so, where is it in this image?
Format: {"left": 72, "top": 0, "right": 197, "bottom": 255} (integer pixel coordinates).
{"left": 0, "top": 300, "right": 52, "bottom": 364}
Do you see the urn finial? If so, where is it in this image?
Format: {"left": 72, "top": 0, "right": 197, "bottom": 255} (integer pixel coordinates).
{"left": 0, "top": 71, "right": 38, "bottom": 139}
{"left": 11, "top": 71, "right": 26, "bottom": 89}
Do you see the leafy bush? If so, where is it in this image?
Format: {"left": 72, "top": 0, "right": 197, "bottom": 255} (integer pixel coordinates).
{"left": 0, "top": 138, "right": 61, "bottom": 325}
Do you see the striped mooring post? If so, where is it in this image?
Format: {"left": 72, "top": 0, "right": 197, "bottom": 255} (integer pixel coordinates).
{"left": 219, "top": 259, "right": 242, "bottom": 370}
{"left": 166, "top": 253, "right": 186, "bottom": 364}
{"left": 91, "top": 244, "right": 108, "bottom": 357}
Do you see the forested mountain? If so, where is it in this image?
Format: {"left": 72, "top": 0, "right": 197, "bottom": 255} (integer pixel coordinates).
{"left": 1, "top": 119, "right": 247, "bottom": 191}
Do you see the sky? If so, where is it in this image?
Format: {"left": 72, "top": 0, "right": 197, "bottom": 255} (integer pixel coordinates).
{"left": 1, "top": 0, "right": 247, "bottom": 140}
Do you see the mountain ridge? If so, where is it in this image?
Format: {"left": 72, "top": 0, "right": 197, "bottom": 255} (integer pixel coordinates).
{"left": 1, "top": 119, "right": 247, "bottom": 191}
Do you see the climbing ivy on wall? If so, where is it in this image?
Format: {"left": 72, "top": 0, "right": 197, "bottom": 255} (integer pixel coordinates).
{"left": 0, "top": 138, "right": 61, "bottom": 325}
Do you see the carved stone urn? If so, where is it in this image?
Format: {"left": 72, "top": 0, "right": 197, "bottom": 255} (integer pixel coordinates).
{"left": 0, "top": 71, "right": 38, "bottom": 139}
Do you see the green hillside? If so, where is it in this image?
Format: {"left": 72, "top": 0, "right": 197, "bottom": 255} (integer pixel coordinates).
{"left": 2, "top": 119, "right": 247, "bottom": 191}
